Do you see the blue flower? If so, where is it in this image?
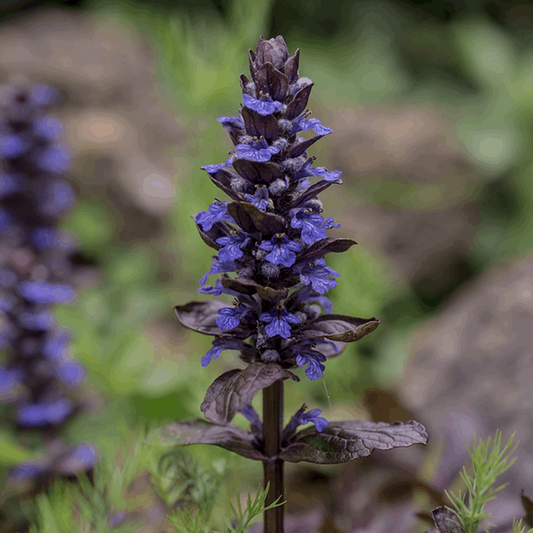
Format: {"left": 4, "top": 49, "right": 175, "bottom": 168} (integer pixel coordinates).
{"left": 0, "top": 367, "right": 23, "bottom": 402}
{"left": 216, "top": 232, "right": 249, "bottom": 262}
{"left": 235, "top": 138, "right": 280, "bottom": 162}
{"left": 29, "top": 84, "right": 59, "bottom": 106}
{"left": 324, "top": 217, "right": 341, "bottom": 230}
{"left": 63, "top": 442, "right": 98, "bottom": 470}
{"left": 198, "top": 279, "right": 239, "bottom": 296}
{"left": 33, "top": 117, "right": 64, "bottom": 142}
{"left": 293, "top": 344, "right": 327, "bottom": 380}
{"left": 244, "top": 185, "right": 270, "bottom": 211}
{"left": 38, "top": 179, "right": 76, "bottom": 217}
{"left": 282, "top": 404, "right": 329, "bottom": 443}
{"left": 199, "top": 257, "right": 239, "bottom": 286}
{"left": 216, "top": 115, "right": 245, "bottom": 128}
{"left": 54, "top": 359, "right": 86, "bottom": 388}
{"left": 216, "top": 304, "right": 249, "bottom": 331}
{"left": 304, "top": 293, "right": 333, "bottom": 313}
{"left": 0, "top": 173, "right": 21, "bottom": 197}
{"left": 242, "top": 93, "right": 283, "bottom": 116}
{"left": 241, "top": 404, "right": 263, "bottom": 435}
{"left": 37, "top": 145, "right": 72, "bottom": 174}
{"left": 259, "top": 306, "right": 300, "bottom": 339}
{"left": 259, "top": 234, "right": 302, "bottom": 267}
{"left": 18, "top": 311, "right": 56, "bottom": 331}
{"left": 17, "top": 398, "right": 73, "bottom": 427}
{"left": 18, "top": 281, "right": 76, "bottom": 305}
{"left": 31, "top": 228, "right": 77, "bottom": 251}
{"left": 296, "top": 260, "right": 339, "bottom": 294}
{"left": 0, "top": 135, "right": 29, "bottom": 158}
{"left": 195, "top": 200, "right": 234, "bottom": 232}
{"left": 291, "top": 115, "right": 332, "bottom": 136}
{"left": 42, "top": 329, "right": 70, "bottom": 360}
{"left": 8, "top": 462, "right": 47, "bottom": 481}
{"left": 0, "top": 208, "right": 12, "bottom": 232}
{"left": 202, "top": 158, "right": 234, "bottom": 174}
{"left": 294, "top": 158, "right": 342, "bottom": 182}
{"left": 202, "top": 337, "right": 244, "bottom": 367}
{"left": 290, "top": 208, "right": 327, "bottom": 245}
{"left": 297, "top": 408, "right": 329, "bottom": 432}
{"left": 109, "top": 512, "right": 128, "bottom": 529}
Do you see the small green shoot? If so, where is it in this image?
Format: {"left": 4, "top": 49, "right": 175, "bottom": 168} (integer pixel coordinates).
{"left": 445, "top": 430, "right": 519, "bottom": 533}
{"left": 168, "top": 482, "right": 285, "bottom": 533}
{"left": 513, "top": 518, "right": 533, "bottom": 533}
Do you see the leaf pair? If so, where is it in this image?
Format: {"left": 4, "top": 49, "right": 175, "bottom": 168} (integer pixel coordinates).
{"left": 157, "top": 418, "right": 428, "bottom": 465}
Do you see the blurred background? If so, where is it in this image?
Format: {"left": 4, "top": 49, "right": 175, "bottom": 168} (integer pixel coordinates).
{"left": 1, "top": 0, "right": 532, "bottom": 531}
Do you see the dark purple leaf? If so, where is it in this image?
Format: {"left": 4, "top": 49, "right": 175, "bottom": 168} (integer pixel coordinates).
{"left": 286, "top": 83, "right": 314, "bottom": 120}
{"left": 208, "top": 168, "right": 244, "bottom": 202}
{"left": 241, "top": 107, "right": 279, "bottom": 140}
{"left": 201, "top": 363, "right": 299, "bottom": 425}
{"left": 293, "top": 314, "right": 380, "bottom": 342}
{"left": 255, "top": 36, "right": 289, "bottom": 70}
{"left": 431, "top": 508, "right": 465, "bottom": 533}
{"left": 221, "top": 276, "right": 288, "bottom": 303}
{"left": 218, "top": 123, "right": 244, "bottom": 148}
{"left": 174, "top": 301, "right": 250, "bottom": 337}
{"left": 280, "top": 419, "right": 428, "bottom": 464}
{"left": 284, "top": 49, "right": 300, "bottom": 84}
{"left": 195, "top": 220, "right": 233, "bottom": 251}
{"left": 254, "top": 62, "right": 289, "bottom": 101}
{"left": 240, "top": 73, "right": 253, "bottom": 96}
{"left": 292, "top": 180, "right": 341, "bottom": 208}
{"left": 233, "top": 159, "right": 283, "bottom": 184}
{"left": 288, "top": 135, "right": 325, "bottom": 159}
{"left": 227, "top": 201, "right": 286, "bottom": 235}
{"left": 158, "top": 419, "right": 267, "bottom": 462}
{"left": 297, "top": 238, "right": 357, "bottom": 263}
{"left": 522, "top": 489, "right": 533, "bottom": 527}
{"left": 249, "top": 49, "right": 258, "bottom": 78}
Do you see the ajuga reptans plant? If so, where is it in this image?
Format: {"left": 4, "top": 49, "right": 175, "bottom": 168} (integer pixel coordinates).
{"left": 0, "top": 79, "right": 97, "bottom": 505}
{"left": 164, "top": 37, "right": 429, "bottom": 533}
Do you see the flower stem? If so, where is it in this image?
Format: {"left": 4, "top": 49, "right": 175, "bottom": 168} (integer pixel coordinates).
{"left": 263, "top": 378, "right": 284, "bottom": 533}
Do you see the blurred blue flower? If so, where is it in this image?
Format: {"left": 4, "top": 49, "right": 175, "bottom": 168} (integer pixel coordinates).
{"left": 17, "top": 398, "right": 73, "bottom": 427}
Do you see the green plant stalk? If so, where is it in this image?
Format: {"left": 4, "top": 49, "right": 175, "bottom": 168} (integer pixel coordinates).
{"left": 263, "top": 380, "right": 284, "bottom": 533}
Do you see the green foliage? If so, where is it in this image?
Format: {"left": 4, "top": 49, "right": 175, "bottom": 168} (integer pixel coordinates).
{"left": 150, "top": 447, "right": 227, "bottom": 520}
{"left": 445, "top": 431, "right": 519, "bottom": 533}
{"left": 513, "top": 518, "right": 533, "bottom": 533}
{"left": 167, "top": 482, "right": 285, "bottom": 533}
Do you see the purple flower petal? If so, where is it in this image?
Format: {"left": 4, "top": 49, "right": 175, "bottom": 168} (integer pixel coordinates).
{"left": 201, "top": 337, "right": 243, "bottom": 367}
{"left": 195, "top": 201, "right": 234, "bottom": 232}
{"left": 259, "top": 234, "right": 302, "bottom": 267}
{"left": 290, "top": 209, "right": 327, "bottom": 245}
{"left": 259, "top": 307, "right": 299, "bottom": 339}
{"left": 235, "top": 142, "right": 280, "bottom": 163}
{"left": 242, "top": 93, "right": 283, "bottom": 116}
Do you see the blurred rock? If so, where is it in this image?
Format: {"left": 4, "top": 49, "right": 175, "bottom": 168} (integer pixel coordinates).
{"left": 340, "top": 199, "right": 479, "bottom": 289}
{"left": 0, "top": 7, "right": 183, "bottom": 218}
{"left": 399, "top": 252, "right": 533, "bottom": 529}
{"left": 330, "top": 105, "right": 479, "bottom": 185}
